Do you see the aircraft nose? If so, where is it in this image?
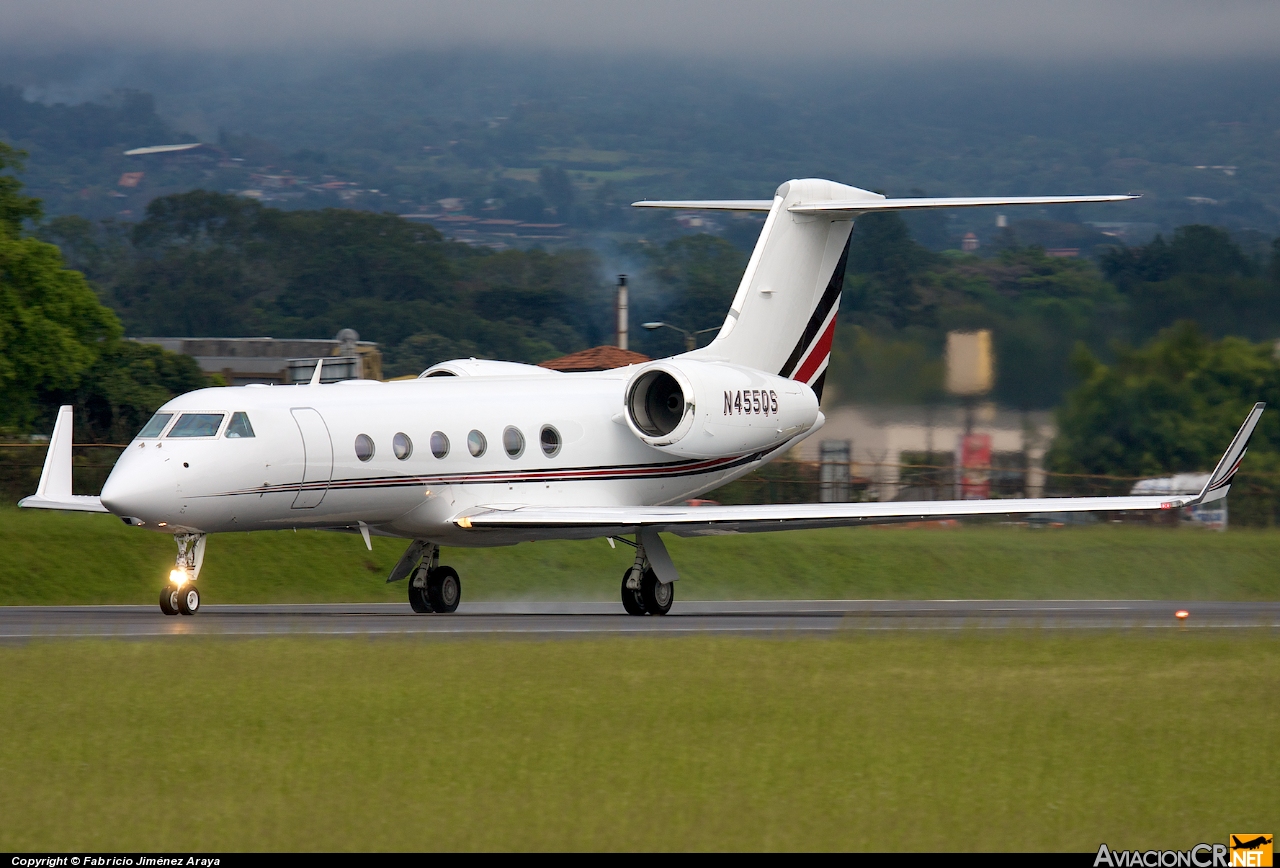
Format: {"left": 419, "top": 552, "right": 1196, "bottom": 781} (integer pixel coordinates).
{"left": 100, "top": 463, "right": 172, "bottom": 521}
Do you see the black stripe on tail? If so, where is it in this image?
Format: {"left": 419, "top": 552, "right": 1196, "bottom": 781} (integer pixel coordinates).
{"left": 777, "top": 232, "right": 852, "bottom": 379}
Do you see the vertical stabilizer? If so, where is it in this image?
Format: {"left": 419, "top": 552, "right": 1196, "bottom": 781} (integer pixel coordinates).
{"left": 689, "top": 179, "right": 875, "bottom": 398}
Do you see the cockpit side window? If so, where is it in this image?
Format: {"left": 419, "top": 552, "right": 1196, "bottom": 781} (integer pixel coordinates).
{"left": 225, "top": 412, "right": 256, "bottom": 439}
{"left": 167, "top": 413, "right": 225, "bottom": 438}
{"left": 136, "top": 413, "right": 174, "bottom": 439}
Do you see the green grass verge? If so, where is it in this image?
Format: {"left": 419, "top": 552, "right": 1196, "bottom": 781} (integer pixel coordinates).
{"left": 0, "top": 633, "right": 1274, "bottom": 850}
{"left": 3, "top": 507, "right": 1280, "bottom": 604}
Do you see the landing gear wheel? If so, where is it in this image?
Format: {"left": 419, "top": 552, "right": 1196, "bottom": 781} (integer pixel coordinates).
{"left": 640, "top": 569, "right": 673, "bottom": 615}
{"left": 177, "top": 584, "right": 200, "bottom": 616}
{"left": 427, "top": 566, "right": 461, "bottom": 614}
{"left": 621, "top": 570, "right": 647, "bottom": 616}
{"left": 408, "top": 569, "right": 433, "bottom": 613}
{"left": 159, "top": 585, "right": 180, "bottom": 616}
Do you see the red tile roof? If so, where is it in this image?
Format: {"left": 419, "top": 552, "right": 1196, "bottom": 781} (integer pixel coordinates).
{"left": 537, "top": 346, "right": 651, "bottom": 372}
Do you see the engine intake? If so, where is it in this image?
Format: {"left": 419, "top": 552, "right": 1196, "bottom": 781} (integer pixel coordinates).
{"left": 628, "top": 369, "right": 688, "bottom": 438}
{"left": 623, "top": 359, "right": 820, "bottom": 459}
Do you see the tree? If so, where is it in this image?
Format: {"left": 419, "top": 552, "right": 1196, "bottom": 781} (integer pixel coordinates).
{"left": 0, "top": 218, "right": 122, "bottom": 432}
{"left": 1047, "top": 322, "right": 1280, "bottom": 478}
{"left": 1099, "top": 226, "right": 1277, "bottom": 342}
{"left": 629, "top": 234, "right": 745, "bottom": 358}
{"left": 0, "top": 143, "right": 41, "bottom": 235}
{"left": 1, "top": 144, "right": 204, "bottom": 438}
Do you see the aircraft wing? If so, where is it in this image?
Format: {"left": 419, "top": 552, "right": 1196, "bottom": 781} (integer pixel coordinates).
{"left": 458, "top": 403, "right": 1263, "bottom": 541}
{"left": 460, "top": 493, "right": 1179, "bottom": 540}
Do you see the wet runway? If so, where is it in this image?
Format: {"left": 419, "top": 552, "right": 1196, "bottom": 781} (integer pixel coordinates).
{"left": 1, "top": 599, "right": 1278, "bottom": 639}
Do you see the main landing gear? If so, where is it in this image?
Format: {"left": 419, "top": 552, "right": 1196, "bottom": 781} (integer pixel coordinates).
{"left": 160, "top": 532, "right": 205, "bottom": 616}
{"left": 620, "top": 543, "right": 673, "bottom": 616}
{"left": 391, "top": 540, "right": 461, "bottom": 614}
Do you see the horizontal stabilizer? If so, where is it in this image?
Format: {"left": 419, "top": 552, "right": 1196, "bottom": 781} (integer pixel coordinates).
{"left": 789, "top": 195, "right": 1138, "bottom": 215}
{"left": 631, "top": 194, "right": 1138, "bottom": 214}
{"left": 631, "top": 199, "right": 774, "bottom": 211}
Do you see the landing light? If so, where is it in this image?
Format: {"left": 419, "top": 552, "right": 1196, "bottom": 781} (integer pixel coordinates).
{"left": 456, "top": 516, "right": 472, "bottom": 529}
{"left": 169, "top": 569, "right": 188, "bottom": 587}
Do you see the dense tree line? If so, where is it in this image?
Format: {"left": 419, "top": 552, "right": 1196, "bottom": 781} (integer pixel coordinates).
{"left": 830, "top": 213, "right": 1280, "bottom": 409}
{"left": 0, "top": 144, "right": 205, "bottom": 442}
{"left": 1048, "top": 322, "right": 1280, "bottom": 490}
{"left": 43, "top": 190, "right": 616, "bottom": 379}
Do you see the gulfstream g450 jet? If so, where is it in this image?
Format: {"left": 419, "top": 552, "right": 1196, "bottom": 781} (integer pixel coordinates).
{"left": 20, "top": 179, "right": 1265, "bottom": 615}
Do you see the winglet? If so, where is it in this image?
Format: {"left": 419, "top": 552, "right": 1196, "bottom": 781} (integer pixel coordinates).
{"left": 18, "top": 405, "right": 108, "bottom": 512}
{"left": 309, "top": 358, "right": 325, "bottom": 386}
{"left": 34, "top": 405, "right": 74, "bottom": 500}
{"left": 1195, "top": 402, "right": 1265, "bottom": 504}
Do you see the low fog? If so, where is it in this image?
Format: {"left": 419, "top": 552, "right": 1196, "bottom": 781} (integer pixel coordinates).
{"left": 2, "top": 0, "right": 1280, "bottom": 60}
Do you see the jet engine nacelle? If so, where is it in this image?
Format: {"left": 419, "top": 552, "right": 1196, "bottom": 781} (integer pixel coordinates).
{"left": 623, "top": 359, "right": 821, "bottom": 459}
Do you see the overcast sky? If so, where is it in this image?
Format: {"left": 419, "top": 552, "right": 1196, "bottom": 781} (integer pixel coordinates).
{"left": 3, "top": 0, "right": 1279, "bottom": 61}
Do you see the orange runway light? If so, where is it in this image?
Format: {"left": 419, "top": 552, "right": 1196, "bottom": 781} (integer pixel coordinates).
{"left": 1175, "top": 609, "right": 1189, "bottom": 621}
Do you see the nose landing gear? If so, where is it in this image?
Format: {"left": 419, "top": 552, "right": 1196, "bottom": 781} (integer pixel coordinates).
{"left": 159, "top": 532, "right": 205, "bottom": 616}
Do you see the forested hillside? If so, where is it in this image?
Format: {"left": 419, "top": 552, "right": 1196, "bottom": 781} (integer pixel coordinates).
{"left": 830, "top": 214, "right": 1280, "bottom": 408}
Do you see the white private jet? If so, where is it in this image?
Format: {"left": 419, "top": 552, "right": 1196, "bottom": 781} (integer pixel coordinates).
{"left": 20, "top": 179, "right": 1265, "bottom": 616}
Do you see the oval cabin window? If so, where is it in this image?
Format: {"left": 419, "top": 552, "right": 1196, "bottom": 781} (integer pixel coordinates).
{"left": 355, "top": 434, "right": 375, "bottom": 462}
{"left": 503, "top": 426, "right": 525, "bottom": 458}
{"left": 540, "top": 425, "right": 561, "bottom": 457}
{"left": 393, "top": 432, "right": 412, "bottom": 460}
{"left": 467, "top": 430, "right": 487, "bottom": 458}
{"left": 430, "top": 431, "right": 449, "bottom": 458}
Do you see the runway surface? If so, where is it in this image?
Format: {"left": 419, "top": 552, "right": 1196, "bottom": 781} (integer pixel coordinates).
{"left": 1, "top": 599, "right": 1278, "bottom": 639}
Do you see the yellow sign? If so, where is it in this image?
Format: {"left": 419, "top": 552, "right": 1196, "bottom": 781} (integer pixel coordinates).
{"left": 1230, "top": 835, "right": 1273, "bottom": 867}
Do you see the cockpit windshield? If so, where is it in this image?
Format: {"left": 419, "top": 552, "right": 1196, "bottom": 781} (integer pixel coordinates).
{"left": 167, "top": 413, "right": 225, "bottom": 438}
{"left": 225, "top": 411, "right": 255, "bottom": 439}
{"left": 136, "top": 413, "right": 173, "bottom": 438}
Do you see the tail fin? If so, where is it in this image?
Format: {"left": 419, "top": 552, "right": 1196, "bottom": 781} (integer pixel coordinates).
{"left": 688, "top": 179, "right": 870, "bottom": 398}
{"left": 633, "top": 181, "right": 1138, "bottom": 400}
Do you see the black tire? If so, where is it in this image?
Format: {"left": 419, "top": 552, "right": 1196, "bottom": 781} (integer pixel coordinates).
{"left": 640, "top": 568, "right": 673, "bottom": 615}
{"left": 408, "top": 573, "right": 433, "bottom": 613}
{"left": 159, "top": 585, "right": 180, "bottom": 616}
{"left": 621, "top": 569, "right": 647, "bottom": 615}
{"left": 427, "top": 566, "right": 461, "bottom": 614}
{"left": 177, "top": 584, "right": 200, "bottom": 616}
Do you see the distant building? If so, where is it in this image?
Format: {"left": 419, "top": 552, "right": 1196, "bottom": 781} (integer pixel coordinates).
{"left": 961, "top": 232, "right": 980, "bottom": 252}
{"left": 130, "top": 329, "right": 382, "bottom": 385}
{"left": 537, "top": 346, "right": 650, "bottom": 373}
{"left": 791, "top": 404, "right": 1055, "bottom": 502}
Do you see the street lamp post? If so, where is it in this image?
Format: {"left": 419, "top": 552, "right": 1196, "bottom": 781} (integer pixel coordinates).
{"left": 642, "top": 322, "right": 719, "bottom": 352}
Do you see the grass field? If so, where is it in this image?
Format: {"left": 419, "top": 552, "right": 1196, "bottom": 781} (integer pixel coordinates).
{"left": 0, "top": 632, "right": 1275, "bottom": 851}
{"left": 2, "top": 507, "right": 1279, "bottom": 605}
